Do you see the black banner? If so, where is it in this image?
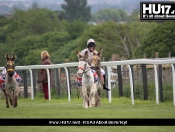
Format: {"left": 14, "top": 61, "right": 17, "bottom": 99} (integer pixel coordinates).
{"left": 140, "top": 1, "right": 175, "bottom": 21}
{"left": 0, "top": 119, "right": 174, "bottom": 126}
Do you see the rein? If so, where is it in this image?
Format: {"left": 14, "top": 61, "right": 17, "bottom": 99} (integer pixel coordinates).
{"left": 78, "top": 59, "right": 90, "bottom": 73}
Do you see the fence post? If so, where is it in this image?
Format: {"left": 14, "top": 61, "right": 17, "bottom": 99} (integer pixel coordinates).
{"left": 141, "top": 64, "right": 148, "bottom": 100}
{"left": 158, "top": 65, "right": 163, "bottom": 102}
{"left": 171, "top": 64, "right": 175, "bottom": 106}
{"left": 128, "top": 65, "right": 134, "bottom": 105}
{"left": 130, "top": 65, "right": 135, "bottom": 95}
{"left": 105, "top": 66, "right": 109, "bottom": 98}
{"left": 22, "top": 70, "right": 28, "bottom": 98}
{"left": 55, "top": 68, "right": 60, "bottom": 97}
{"left": 117, "top": 65, "right": 123, "bottom": 97}
{"left": 64, "top": 67, "right": 71, "bottom": 101}
{"left": 32, "top": 69, "right": 36, "bottom": 96}
{"left": 68, "top": 68, "right": 71, "bottom": 95}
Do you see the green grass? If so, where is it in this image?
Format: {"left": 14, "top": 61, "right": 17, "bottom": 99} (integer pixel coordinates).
{"left": 0, "top": 97, "right": 175, "bottom": 132}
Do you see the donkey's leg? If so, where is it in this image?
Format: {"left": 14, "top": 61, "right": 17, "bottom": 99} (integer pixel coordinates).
{"left": 9, "top": 91, "right": 13, "bottom": 106}
{"left": 90, "top": 84, "right": 97, "bottom": 107}
{"left": 13, "top": 88, "right": 18, "bottom": 108}
{"left": 98, "top": 88, "right": 102, "bottom": 106}
{"left": 95, "top": 93, "right": 100, "bottom": 107}
{"left": 95, "top": 92, "right": 99, "bottom": 107}
{"left": 2, "top": 88, "right": 10, "bottom": 108}
{"left": 82, "top": 86, "right": 88, "bottom": 109}
{"left": 89, "top": 93, "right": 92, "bottom": 108}
{"left": 12, "top": 90, "right": 15, "bottom": 107}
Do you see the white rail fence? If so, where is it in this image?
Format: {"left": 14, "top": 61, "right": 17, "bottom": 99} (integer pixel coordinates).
{"left": 1, "top": 58, "right": 175, "bottom": 106}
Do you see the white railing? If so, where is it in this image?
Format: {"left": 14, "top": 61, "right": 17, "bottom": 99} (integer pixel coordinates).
{"left": 1, "top": 58, "right": 175, "bottom": 106}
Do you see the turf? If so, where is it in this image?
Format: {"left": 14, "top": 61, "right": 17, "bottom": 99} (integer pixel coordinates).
{"left": 0, "top": 97, "right": 174, "bottom": 132}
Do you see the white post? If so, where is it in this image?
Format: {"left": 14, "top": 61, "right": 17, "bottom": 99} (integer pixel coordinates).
{"left": 29, "top": 69, "right": 34, "bottom": 100}
{"left": 128, "top": 65, "right": 134, "bottom": 105}
{"left": 107, "top": 66, "right": 112, "bottom": 103}
{"left": 64, "top": 67, "right": 71, "bottom": 101}
{"left": 171, "top": 64, "right": 175, "bottom": 106}
{"left": 154, "top": 64, "right": 159, "bottom": 104}
{"left": 46, "top": 69, "right": 51, "bottom": 100}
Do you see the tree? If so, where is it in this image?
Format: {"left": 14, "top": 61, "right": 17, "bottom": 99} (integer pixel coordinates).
{"left": 64, "top": 19, "right": 89, "bottom": 40}
{"left": 13, "top": 35, "right": 47, "bottom": 65}
{"left": 32, "top": 2, "right": 38, "bottom": 9}
{"left": 2, "top": 8, "right": 65, "bottom": 65}
{"left": 68, "top": 21, "right": 123, "bottom": 62}
{"left": 61, "top": 0, "right": 91, "bottom": 22}
{"left": 91, "top": 9, "right": 121, "bottom": 22}
{"left": 52, "top": 41, "right": 78, "bottom": 63}
{"left": 127, "top": 22, "right": 158, "bottom": 58}
{"left": 134, "top": 22, "right": 175, "bottom": 58}
{"left": 118, "top": 9, "right": 128, "bottom": 22}
{"left": 128, "top": 9, "right": 140, "bottom": 22}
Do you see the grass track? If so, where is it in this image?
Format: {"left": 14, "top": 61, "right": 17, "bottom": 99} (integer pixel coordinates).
{"left": 0, "top": 97, "right": 175, "bottom": 132}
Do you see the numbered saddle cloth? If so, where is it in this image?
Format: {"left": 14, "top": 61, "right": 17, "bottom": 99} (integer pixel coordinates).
{"left": 0, "top": 71, "right": 22, "bottom": 88}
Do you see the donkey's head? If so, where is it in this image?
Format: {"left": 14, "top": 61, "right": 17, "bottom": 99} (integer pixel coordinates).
{"left": 76, "top": 50, "right": 89, "bottom": 77}
{"left": 5, "top": 54, "right": 17, "bottom": 77}
{"left": 91, "top": 48, "right": 103, "bottom": 70}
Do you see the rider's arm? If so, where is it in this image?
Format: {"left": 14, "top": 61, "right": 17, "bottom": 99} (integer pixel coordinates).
{"left": 80, "top": 49, "right": 88, "bottom": 57}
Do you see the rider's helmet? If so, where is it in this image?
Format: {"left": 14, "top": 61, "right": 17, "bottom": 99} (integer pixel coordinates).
{"left": 87, "top": 39, "right": 96, "bottom": 48}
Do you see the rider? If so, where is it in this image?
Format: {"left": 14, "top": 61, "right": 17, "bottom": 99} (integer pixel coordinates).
{"left": 80, "top": 38, "right": 110, "bottom": 91}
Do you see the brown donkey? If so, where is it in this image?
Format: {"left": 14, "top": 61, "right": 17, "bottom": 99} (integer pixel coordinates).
{"left": 91, "top": 48, "right": 103, "bottom": 107}
{"left": 2, "top": 54, "right": 19, "bottom": 108}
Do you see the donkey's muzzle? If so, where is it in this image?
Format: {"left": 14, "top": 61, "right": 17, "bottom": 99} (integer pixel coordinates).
{"left": 77, "top": 69, "right": 83, "bottom": 77}
{"left": 90, "top": 66, "right": 95, "bottom": 69}
{"left": 90, "top": 66, "right": 98, "bottom": 70}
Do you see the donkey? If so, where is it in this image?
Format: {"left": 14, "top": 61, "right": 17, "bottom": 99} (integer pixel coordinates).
{"left": 90, "top": 48, "right": 103, "bottom": 106}
{"left": 2, "top": 54, "right": 19, "bottom": 108}
{"left": 76, "top": 50, "right": 97, "bottom": 109}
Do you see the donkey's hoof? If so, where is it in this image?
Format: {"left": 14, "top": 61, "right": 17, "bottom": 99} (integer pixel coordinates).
{"left": 10, "top": 100, "right": 13, "bottom": 106}
{"left": 84, "top": 105, "right": 88, "bottom": 109}
{"left": 13, "top": 105, "right": 17, "bottom": 108}
{"left": 7, "top": 105, "right": 9, "bottom": 108}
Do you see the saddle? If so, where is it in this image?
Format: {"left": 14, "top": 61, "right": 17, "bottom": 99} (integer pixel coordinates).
{"left": 76, "top": 69, "right": 103, "bottom": 87}
{"left": 0, "top": 72, "right": 22, "bottom": 88}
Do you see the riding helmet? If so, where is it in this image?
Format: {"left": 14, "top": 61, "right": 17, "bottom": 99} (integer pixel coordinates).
{"left": 87, "top": 39, "right": 96, "bottom": 47}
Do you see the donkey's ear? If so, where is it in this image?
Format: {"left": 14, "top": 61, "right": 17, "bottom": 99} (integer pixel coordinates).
{"left": 11, "top": 54, "right": 17, "bottom": 61}
{"left": 5, "top": 54, "right": 10, "bottom": 62}
{"left": 76, "top": 50, "right": 82, "bottom": 58}
{"left": 76, "top": 50, "right": 79, "bottom": 55}
{"left": 97, "top": 48, "right": 103, "bottom": 57}
{"left": 84, "top": 51, "right": 89, "bottom": 60}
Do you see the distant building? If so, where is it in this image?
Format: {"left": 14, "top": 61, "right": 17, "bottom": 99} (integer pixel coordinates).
{"left": 88, "top": 22, "right": 97, "bottom": 26}
{"left": 5, "top": 13, "right": 12, "bottom": 18}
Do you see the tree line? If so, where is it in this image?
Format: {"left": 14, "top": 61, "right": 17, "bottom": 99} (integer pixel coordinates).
{"left": 0, "top": 0, "right": 174, "bottom": 67}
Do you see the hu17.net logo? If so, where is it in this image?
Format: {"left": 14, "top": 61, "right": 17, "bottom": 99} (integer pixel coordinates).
{"left": 140, "top": 1, "right": 175, "bottom": 21}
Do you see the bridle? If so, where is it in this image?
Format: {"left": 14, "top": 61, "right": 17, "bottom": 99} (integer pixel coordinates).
{"left": 6, "top": 61, "right": 15, "bottom": 72}
{"left": 78, "top": 58, "right": 90, "bottom": 73}
{"left": 6, "top": 60, "right": 15, "bottom": 77}
{"left": 91, "top": 55, "right": 101, "bottom": 70}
